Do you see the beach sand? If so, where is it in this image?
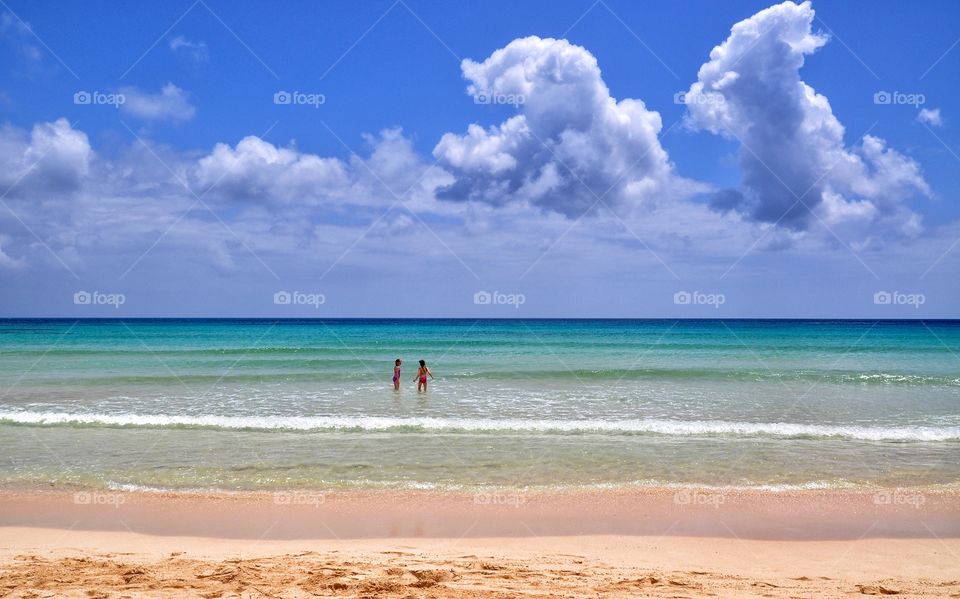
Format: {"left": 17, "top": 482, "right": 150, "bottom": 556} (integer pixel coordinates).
{"left": 1, "top": 488, "right": 959, "bottom": 597}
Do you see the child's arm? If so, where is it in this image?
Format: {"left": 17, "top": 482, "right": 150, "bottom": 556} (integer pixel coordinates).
{"left": 428, "top": 368, "right": 435, "bottom": 379}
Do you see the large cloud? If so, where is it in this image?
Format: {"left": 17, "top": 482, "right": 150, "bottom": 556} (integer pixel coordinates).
{"left": 684, "top": 0, "right": 928, "bottom": 238}
{"left": 433, "top": 36, "right": 677, "bottom": 217}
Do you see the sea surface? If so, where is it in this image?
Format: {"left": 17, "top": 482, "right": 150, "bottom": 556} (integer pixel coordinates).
{"left": 0, "top": 319, "right": 958, "bottom": 492}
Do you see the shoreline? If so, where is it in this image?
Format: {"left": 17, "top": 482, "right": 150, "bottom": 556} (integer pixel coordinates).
{"left": 3, "top": 486, "right": 958, "bottom": 540}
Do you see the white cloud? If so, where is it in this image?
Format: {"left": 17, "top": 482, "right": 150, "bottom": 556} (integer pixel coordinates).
{"left": 192, "top": 128, "right": 441, "bottom": 209}
{"left": 0, "top": 118, "right": 92, "bottom": 195}
{"left": 119, "top": 83, "right": 196, "bottom": 122}
{"left": 168, "top": 35, "right": 208, "bottom": 63}
{"left": 917, "top": 108, "right": 943, "bottom": 127}
{"left": 433, "top": 36, "right": 682, "bottom": 217}
{"left": 684, "top": 0, "right": 928, "bottom": 240}
{"left": 195, "top": 135, "right": 350, "bottom": 202}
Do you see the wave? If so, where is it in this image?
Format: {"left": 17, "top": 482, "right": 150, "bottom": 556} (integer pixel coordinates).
{"left": 97, "top": 480, "right": 852, "bottom": 494}
{"left": 1, "top": 411, "right": 957, "bottom": 442}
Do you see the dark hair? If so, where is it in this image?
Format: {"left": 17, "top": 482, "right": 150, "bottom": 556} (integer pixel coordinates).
{"left": 419, "top": 359, "right": 426, "bottom": 367}
{"left": 395, "top": 358, "right": 401, "bottom": 365}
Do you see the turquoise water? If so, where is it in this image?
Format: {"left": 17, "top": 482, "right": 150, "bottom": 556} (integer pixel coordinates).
{"left": 0, "top": 319, "right": 958, "bottom": 491}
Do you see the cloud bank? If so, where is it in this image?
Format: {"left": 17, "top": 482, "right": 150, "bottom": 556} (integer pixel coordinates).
{"left": 0, "top": 1, "right": 952, "bottom": 317}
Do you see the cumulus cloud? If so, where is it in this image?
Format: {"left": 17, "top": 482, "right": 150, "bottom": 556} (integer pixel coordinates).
{"left": 195, "top": 136, "right": 349, "bottom": 202}
{"left": 192, "top": 128, "right": 440, "bottom": 209}
{"left": 0, "top": 118, "right": 92, "bottom": 195}
{"left": 917, "top": 108, "right": 943, "bottom": 127}
{"left": 119, "top": 83, "right": 196, "bottom": 122}
{"left": 433, "top": 36, "right": 679, "bottom": 217}
{"left": 684, "top": 0, "right": 928, "bottom": 238}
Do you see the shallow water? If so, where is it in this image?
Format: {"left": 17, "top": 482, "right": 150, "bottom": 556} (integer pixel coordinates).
{"left": 1, "top": 319, "right": 958, "bottom": 491}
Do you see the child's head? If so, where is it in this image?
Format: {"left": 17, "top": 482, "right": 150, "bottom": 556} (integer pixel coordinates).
{"left": 419, "top": 359, "right": 426, "bottom": 367}
{"left": 395, "top": 358, "right": 402, "bottom": 365}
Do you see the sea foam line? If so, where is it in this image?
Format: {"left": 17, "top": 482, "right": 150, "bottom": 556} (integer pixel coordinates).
{"left": 0, "top": 411, "right": 958, "bottom": 441}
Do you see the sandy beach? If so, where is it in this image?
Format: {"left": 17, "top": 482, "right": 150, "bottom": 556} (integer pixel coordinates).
{"left": 2, "top": 488, "right": 959, "bottom": 597}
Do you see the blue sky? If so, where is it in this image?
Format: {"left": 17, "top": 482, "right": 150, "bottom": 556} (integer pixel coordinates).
{"left": 0, "top": 0, "right": 958, "bottom": 317}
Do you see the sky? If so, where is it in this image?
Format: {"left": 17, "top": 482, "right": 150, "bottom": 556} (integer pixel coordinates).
{"left": 0, "top": 0, "right": 958, "bottom": 318}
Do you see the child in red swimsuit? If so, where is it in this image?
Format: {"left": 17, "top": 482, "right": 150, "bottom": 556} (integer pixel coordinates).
{"left": 413, "top": 359, "right": 434, "bottom": 393}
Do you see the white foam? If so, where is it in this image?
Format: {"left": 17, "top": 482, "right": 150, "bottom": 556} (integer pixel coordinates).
{"left": 1, "top": 410, "right": 958, "bottom": 441}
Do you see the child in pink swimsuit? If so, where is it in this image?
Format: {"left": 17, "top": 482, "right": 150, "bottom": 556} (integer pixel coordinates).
{"left": 392, "top": 358, "right": 402, "bottom": 391}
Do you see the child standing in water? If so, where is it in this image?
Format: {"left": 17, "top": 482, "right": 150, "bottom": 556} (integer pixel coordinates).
{"left": 392, "top": 358, "right": 402, "bottom": 391}
{"left": 413, "top": 359, "right": 434, "bottom": 393}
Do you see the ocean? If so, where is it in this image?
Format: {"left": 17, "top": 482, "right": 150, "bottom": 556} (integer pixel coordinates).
{"left": 1, "top": 319, "right": 958, "bottom": 492}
